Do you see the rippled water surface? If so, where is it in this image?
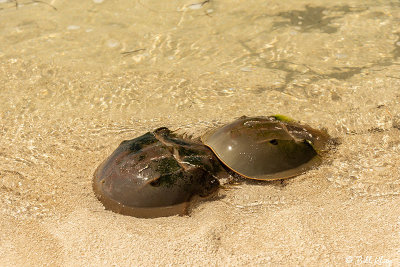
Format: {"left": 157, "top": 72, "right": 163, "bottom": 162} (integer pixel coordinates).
{"left": 1, "top": 0, "right": 400, "bottom": 265}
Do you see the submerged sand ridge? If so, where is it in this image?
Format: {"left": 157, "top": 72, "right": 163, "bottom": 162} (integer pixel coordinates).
{"left": 1, "top": 0, "right": 400, "bottom": 266}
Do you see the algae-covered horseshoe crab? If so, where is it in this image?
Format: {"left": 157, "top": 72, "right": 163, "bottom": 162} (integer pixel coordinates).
{"left": 201, "top": 115, "right": 331, "bottom": 181}
{"left": 93, "top": 127, "right": 224, "bottom": 218}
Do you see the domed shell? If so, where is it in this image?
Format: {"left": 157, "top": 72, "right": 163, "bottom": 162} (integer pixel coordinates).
{"left": 201, "top": 116, "right": 331, "bottom": 181}
{"left": 93, "top": 127, "right": 222, "bottom": 218}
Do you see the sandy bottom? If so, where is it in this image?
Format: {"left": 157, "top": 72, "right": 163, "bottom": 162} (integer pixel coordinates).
{"left": 1, "top": 0, "right": 400, "bottom": 266}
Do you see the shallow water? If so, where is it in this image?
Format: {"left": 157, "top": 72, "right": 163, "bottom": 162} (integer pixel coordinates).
{"left": 1, "top": 0, "right": 399, "bottom": 265}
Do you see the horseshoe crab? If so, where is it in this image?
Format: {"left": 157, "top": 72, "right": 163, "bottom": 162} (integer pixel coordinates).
{"left": 93, "top": 116, "right": 332, "bottom": 218}
{"left": 93, "top": 127, "right": 223, "bottom": 218}
{"left": 201, "top": 115, "right": 331, "bottom": 181}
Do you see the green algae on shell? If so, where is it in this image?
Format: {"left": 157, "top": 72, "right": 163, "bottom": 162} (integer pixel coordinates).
{"left": 201, "top": 116, "right": 331, "bottom": 181}
{"left": 93, "top": 127, "right": 223, "bottom": 218}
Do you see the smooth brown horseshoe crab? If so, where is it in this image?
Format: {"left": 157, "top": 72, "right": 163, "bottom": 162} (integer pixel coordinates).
{"left": 201, "top": 115, "right": 331, "bottom": 181}
{"left": 93, "top": 127, "right": 223, "bottom": 218}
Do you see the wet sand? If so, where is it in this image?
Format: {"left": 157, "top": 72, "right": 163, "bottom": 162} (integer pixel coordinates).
{"left": 0, "top": 0, "right": 399, "bottom": 265}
